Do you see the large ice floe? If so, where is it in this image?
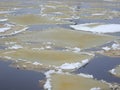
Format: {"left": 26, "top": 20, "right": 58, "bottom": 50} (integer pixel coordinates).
{"left": 70, "top": 23, "right": 120, "bottom": 34}
{"left": 9, "top": 28, "right": 115, "bottom": 49}
{"left": 0, "top": 48, "right": 93, "bottom": 70}
{"left": 43, "top": 70, "right": 111, "bottom": 90}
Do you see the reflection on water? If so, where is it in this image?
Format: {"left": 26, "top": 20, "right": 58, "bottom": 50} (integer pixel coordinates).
{"left": 0, "top": 60, "right": 45, "bottom": 90}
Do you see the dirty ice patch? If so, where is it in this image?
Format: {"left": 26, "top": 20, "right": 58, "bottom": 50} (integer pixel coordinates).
{"left": 8, "top": 44, "right": 23, "bottom": 49}
{"left": 59, "top": 59, "right": 89, "bottom": 70}
{"left": 70, "top": 23, "right": 120, "bottom": 33}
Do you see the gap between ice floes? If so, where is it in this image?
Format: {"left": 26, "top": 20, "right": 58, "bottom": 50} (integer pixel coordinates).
{"left": 70, "top": 23, "right": 120, "bottom": 33}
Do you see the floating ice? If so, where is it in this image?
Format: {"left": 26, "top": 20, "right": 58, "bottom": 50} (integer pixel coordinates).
{"left": 70, "top": 23, "right": 120, "bottom": 33}
{"left": 73, "top": 47, "right": 81, "bottom": 53}
{"left": 8, "top": 44, "right": 23, "bottom": 49}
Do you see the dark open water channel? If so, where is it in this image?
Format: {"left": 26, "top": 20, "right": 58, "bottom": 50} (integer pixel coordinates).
{"left": 0, "top": 60, "right": 45, "bottom": 90}
{"left": 76, "top": 54, "right": 120, "bottom": 84}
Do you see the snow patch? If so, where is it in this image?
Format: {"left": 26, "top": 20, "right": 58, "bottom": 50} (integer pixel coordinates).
{"left": 44, "top": 70, "right": 55, "bottom": 90}
{"left": 59, "top": 59, "right": 89, "bottom": 70}
{"left": 78, "top": 73, "right": 93, "bottom": 78}
{"left": 90, "top": 87, "right": 101, "bottom": 90}
{"left": 0, "top": 19, "right": 8, "bottom": 22}
{"left": 8, "top": 44, "right": 23, "bottom": 49}
{"left": 70, "top": 23, "right": 120, "bottom": 33}
{"left": 33, "top": 62, "right": 40, "bottom": 65}
{"left": 112, "top": 43, "right": 120, "bottom": 50}
{"left": 0, "top": 27, "right": 11, "bottom": 32}
{"left": 60, "top": 62, "right": 81, "bottom": 70}
{"left": 102, "top": 46, "right": 111, "bottom": 51}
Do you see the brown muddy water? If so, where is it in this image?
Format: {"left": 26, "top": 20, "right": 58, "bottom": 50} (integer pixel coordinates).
{"left": 0, "top": 0, "right": 120, "bottom": 90}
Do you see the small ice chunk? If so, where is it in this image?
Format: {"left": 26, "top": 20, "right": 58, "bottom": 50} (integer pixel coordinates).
{"left": 81, "top": 59, "right": 89, "bottom": 64}
{"left": 90, "top": 87, "right": 101, "bottom": 90}
{"left": 102, "top": 46, "right": 111, "bottom": 51}
{"left": 109, "top": 69, "right": 116, "bottom": 75}
{"left": 60, "top": 62, "right": 81, "bottom": 70}
{"left": 112, "top": 43, "right": 120, "bottom": 50}
{"left": 33, "top": 62, "right": 40, "bottom": 65}
{"left": 0, "top": 27, "right": 11, "bottom": 32}
{"left": 0, "top": 19, "right": 8, "bottom": 22}
{"left": 73, "top": 47, "right": 81, "bottom": 53}
{"left": 8, "top": 44, "right": 23, "bottom": 49}
{"left": 78, "top": 73, "right": 93, "bottom": 78}
{"left": 92, "top": 13, "right": 104, "bottom": 16}
{"left": 45, "top": 70, "right": 55, "bottom": 78}
{"left": 45, "top": 46, "right": 52, "bottom": 49}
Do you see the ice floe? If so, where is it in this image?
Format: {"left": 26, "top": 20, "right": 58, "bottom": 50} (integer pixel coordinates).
{"left": 70, "top": 23, "right": 120, "bottom": 33}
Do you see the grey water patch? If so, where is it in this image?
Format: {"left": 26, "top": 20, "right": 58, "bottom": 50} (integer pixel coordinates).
{"left": 28, "top": 24, "right": 72, "bottom": 31}
{"left": 0, "top": 45, "right": 7, "bottom": 50}
{"left": 13, "top": 8, "right": 41, "bottom": 15}
{"left": 83, "top": 41, "right": 117, "bottom": 52}
{"left": 28, "top": 24, "right": 57, "bottom": 31}
{"left": 75, "top": 55, "right": 120, "bottom": 83}
{"left": 72, "top": 18, "right": 120, "bottom": 24}
{"left": 0, "top": 60, "right": 45, "bottom": 90}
